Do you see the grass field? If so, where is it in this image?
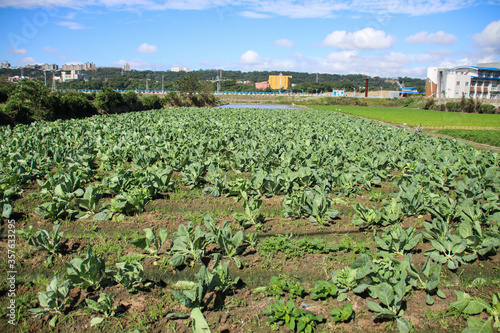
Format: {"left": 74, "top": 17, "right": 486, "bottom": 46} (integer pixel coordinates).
{"left": 435, "top": 129, "right": 500, "bottom": 147}
{"left": 311, "top": 105, "right": 500, "bottom": 129}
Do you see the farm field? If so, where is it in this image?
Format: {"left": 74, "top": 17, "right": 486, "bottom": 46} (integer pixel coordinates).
{"left": 1, "top": 107, "right": 500, "bottom": 333}
{"left": 311, "top": 105, "right": 500, "bottom": 129}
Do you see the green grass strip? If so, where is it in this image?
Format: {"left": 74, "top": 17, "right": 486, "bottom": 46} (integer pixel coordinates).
{"left": 310, "top": 105, "right": 500, "bottom": 128}
{"left": 436, "top": 129, "right": 500, "bottom": 147}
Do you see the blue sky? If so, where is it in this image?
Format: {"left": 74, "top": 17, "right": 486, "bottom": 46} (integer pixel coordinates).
{"left": 0, "top": 0, "right": 499, "bottom": 78}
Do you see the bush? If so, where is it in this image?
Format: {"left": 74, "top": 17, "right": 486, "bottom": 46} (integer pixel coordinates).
{"left": 0, "top": 81, "right": 15, "bottom": 103}
{"left": 123, "top": 91, "right": 142, "bottom": 111}
{"left": 95, "top": 87, "right": 126, "bottom": 114}
{"left": 140, "top": 95, "right": 163, "bottom": 110}
{"left": 479, "top": 104, "right": 497, "bottom": 114}
{"left": 162, "top": 92, "right": 180, "bottom": 107}
{"left": 445, "top": 102, "right": 461, "bottom": 112}
{"left": 49, "top": 91, "right": 98, "bottom": 119}
{"left": 422, "top": 98, "right": 435, "bottom": 110}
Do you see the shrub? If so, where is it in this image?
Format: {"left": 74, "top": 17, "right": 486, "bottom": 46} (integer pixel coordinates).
{"left": 479, "top": 104, "right": 497, "bottom": 114}
{"left": 123, "top": 91, "right": 142, "bottom": 111}
{"left": 162, "top": 92, "right": 180, "bottom": 107}
{"left": 95, "top": 87, "right": 126, "bottom": 114}
{"left": 445, "top": 102, "right": 461, "bottom": 112}
{"left": 140, "top": 95, "right": 163, "bottom": 110}
{"left": 422, "top": 98, "right": 435, "bottom": 110}
{"left": 0, "top": 81, "right": 15, "bottom": 103}
{"left": 49, "top": 91, "right": 98, "bottom": 119}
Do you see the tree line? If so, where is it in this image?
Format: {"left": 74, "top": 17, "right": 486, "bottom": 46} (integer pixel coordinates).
{"left": 0, "top": 68, "right": 426, "bottom": 93}
{"left": 0, "top": 80, "right": 218, "bottom": 126}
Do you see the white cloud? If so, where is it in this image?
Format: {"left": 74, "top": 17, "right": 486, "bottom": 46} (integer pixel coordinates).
{"left": 438, "top": 57, "right": 472, "bottom": 68}
{"left": 406, "top": 31, "right": 458, "bottom": 45}
{"left": 272, "top": 59, "right": 296, "bottom": 70}
{"left": 320, "top": 50, "right": 419, "bottom": 77}
{"left": 62, "top": 12, "right": 77, "bottom": 20}
{"left": 59, "top": 56, "right": 67, "bottom": 60}
{"left": 413, "top": 49, "right": 455, "bottom": 63}
{"left": 238, "top": 11, "right": 271, "bottom": 19}
{"left": 17, "top": 57, "right": 36, "bottom": 65}
{"left": 57, "top": 21, "right": 85, "bottom": 29}
{"left": 135, "top": 43, "right": 157, "bottom": 53}
{"left": 473, "top": 20, "right": 500, "bottom": 54}
{"left": 43, "top": 46, "right": 58, "bottom": 53}
{"left": 239, "top": 50, "right": 261, "bottom": 65}
{"left": 0, "top": 0, "right": 484, "bottom": 17}
{"left": 9, "top": 47, "right": 27, "bottom": 55}
{"left": 245, "top": 1, "right": 344, "bottom": 18}
{"left": 326, "top": 50, "right": 358, "bottom": 62}
{"left": 274, "top": 38, "right": 295, "bottom": 48}
{"left": 322, "top": 28, "right": 396, "bottom": 50}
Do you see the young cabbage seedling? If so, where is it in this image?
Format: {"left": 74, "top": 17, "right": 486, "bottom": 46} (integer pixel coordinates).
{"left": 130, "top": 228, "right": 168, "bottom": 258}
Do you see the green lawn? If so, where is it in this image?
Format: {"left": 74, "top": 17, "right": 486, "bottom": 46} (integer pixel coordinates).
{"left": 311, "top": 105, "right": 500, "bottom": 129}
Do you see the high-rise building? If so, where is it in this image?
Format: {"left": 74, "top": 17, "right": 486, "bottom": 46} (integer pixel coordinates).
{"left": 124, "top": 63, "right": 131, "bottom": 71}
{"left": 40, "top": 64, "right": 59, "bottom": 70}
{"left": 61, "top": 62, "right": 95, "bottom": 71}
{"left": 269, "top": 73, "right": 292, "bottom": 90}
{"left": 1, "top": 61, "right": 11, "bottom": 68}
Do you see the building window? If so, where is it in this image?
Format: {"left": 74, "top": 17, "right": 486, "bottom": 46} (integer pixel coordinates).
{"left": 457, "top": 81, "right": 460, "bottom": 85}
{"left": 465, "top": 82, "right": 469, "bottom": 86}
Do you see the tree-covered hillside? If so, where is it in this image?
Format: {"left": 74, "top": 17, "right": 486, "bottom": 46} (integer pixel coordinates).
{"left": 0, "top": 68, "right": 425, "bottom": 93}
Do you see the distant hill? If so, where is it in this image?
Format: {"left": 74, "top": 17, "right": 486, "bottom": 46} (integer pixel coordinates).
{"left": 0, "top": 68, "right": 425, "bottom": 93}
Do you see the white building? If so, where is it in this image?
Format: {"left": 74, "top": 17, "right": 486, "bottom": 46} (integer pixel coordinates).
{"left": 427, "top": 63, "right": 500, "bottom": 99}
{"left": 53, "top": 70, "right": 88, "bottom": 83}
{"left": 171, "top": 67, "right": 190, "bottom": 72}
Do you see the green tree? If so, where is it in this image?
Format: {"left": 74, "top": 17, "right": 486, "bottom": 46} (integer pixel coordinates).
{"left": 3, "top": 79, "right": 53, "bottom": 123}
{"left": 95, "top": 87, "right": 125, "bottom": 113}
{"left": 174, "top": 73, "right": 201, "bottom": 93}
{"left": 0, "top": 81, "right": 15, "bottom": 103}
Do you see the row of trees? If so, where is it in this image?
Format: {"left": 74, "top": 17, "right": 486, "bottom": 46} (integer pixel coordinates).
{"left": 0, "top": 68, "right": 426, "bottom": 93}
{"left": 0, "top": 80, "right": 218, "bottom": 125}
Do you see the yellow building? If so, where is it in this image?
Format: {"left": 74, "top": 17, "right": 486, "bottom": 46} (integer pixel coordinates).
{"left": 269, "top": 73, "right": 292, "bottom": 90}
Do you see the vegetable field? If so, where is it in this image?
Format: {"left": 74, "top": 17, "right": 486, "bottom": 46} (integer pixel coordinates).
{"left": 1, "top": 107, "right": 500, "bottom": 333}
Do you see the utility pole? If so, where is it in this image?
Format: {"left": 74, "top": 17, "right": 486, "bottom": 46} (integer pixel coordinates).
{"left": 44, "top": 71, "right": 47, "bottom": 87}
{"left": 279, "top": 73, "right": 282, "bottom": 94}
{"left": 162, "top": 75, "right": 164, "bottom": 93}
{"left": 316, "top": 73, "right": 319, "bottom": 83}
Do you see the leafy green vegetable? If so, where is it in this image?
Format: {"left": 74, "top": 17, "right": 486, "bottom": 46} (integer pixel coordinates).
{"left": 27, "top": 223, "right": 67, "bottom": 264}
{"left": 130, "top": 228, "right": 168, "bottom": 258}
{"left": 66, "top": 247, "right": 109, "bottom": 290}
{"left": 263, "top": 299, "right": 324, "bottom": 333}
{"left": 169, "top": 222, "right": 206, "bottom": 267}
